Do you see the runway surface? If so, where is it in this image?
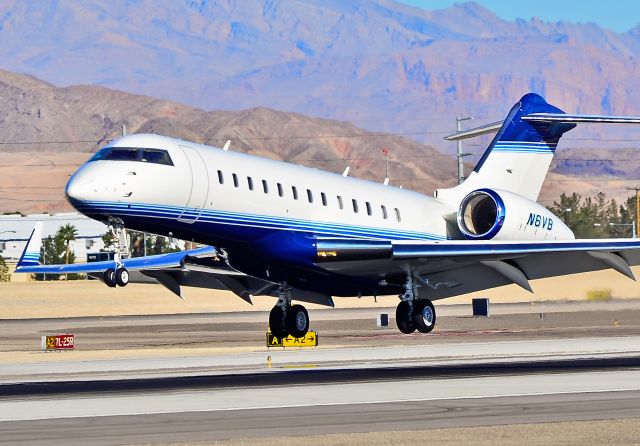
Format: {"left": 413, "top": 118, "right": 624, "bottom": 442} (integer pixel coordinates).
{"left": 1, "top": 362, "right": 640, "bottom": 445}
{"left": 1, "top": 301, "right": 640, "bottom": 445}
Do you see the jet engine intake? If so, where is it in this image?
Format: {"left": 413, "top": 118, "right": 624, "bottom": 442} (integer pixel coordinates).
{"left": 457, "top": 188, "right": 574, "bottom": 241}
{"left": 458, "top": 189, "right": 504, "bottom": 239}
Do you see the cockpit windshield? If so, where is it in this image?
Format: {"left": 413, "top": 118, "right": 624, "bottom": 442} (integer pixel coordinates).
{"left": 90, "top": 147, "right": 174, "bottom": 166}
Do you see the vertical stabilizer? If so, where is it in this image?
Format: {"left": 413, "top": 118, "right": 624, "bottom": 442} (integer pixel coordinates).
{"left": 437, "top": 93, "right": 575, "bottom": 204}
{"left": 17, "top": 222, "right": 43, "bottom": 267}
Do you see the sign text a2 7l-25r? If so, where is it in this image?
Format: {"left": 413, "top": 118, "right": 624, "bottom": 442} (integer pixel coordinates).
{"left": 41, "top": 334, "right": 75, "bottom": 351}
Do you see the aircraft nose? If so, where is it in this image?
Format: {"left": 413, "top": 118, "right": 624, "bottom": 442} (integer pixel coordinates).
{"left": 65, "top": 172, "right": 94, "bottom": 203}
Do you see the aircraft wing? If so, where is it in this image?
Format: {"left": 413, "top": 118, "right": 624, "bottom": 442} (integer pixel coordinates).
{"left": 15, "top": 222, "right": 223, "bottom": 275}
{"left": 14, "top": 222, "right": 251, "bottom": 298}
{"left": 314, "top": 238, "right": 640, "bottom": 300}
{"left": 15, "top": 222, "right": 332, "bottom": 305}
{"left": 16, "top": 246, "right": 219, "bottom": 274}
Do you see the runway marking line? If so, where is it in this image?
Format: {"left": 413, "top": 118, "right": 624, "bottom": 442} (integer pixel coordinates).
{"left": 1, "top": 386, "right": 639, "bottom": 423}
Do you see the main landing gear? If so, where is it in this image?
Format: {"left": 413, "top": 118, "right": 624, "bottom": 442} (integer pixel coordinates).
{"left": 395, "top": 272, "right": 437, "bottom": 334}
{"left": 269, "top": 285, "right": 310, "bottom": 339}
{"left": 102, "top": 218, "right": 130, "bottom": 288}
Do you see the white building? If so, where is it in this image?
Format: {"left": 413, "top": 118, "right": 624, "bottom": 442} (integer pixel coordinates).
{"left": 0, "top": 213, "right": 109, "bottom": 262}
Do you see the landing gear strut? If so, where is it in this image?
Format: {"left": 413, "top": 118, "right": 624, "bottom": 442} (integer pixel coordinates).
{"left": 395, "top": 271, "right": 436, "bottom": 334}
{"left": 269, "top": 285, "right": 310, "bottom": 339}
{"left": 103, "top": 219, "right": 129, "bottom": 288}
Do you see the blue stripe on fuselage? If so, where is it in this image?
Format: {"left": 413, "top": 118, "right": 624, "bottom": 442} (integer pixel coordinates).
{"left": 72, "top": 200, "right": 445, "bottom": 242}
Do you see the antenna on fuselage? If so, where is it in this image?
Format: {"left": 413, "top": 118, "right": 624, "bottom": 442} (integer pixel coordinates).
{"left": 342, "top": 166, "right": 350, "bottom": 177}
{"left": 222, "top": 140, "right": 231, "bottom": 151}
{"left": 382, "top": 147, "right": 389, "bottom": 185}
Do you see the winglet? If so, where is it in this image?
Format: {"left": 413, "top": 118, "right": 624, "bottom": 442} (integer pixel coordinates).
{"left": 17, "top": 222, "right": 43, "bottom": 268}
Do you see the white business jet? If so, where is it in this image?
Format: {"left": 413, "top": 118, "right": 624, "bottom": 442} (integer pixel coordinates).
{"left": 16, "top": 93, "right": 640, "bottom": 338}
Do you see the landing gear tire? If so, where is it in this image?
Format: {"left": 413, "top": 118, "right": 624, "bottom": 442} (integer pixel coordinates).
{"left": 269, "top": 305, "right": 289, "bottom": 339}
{"left": 396, "top": 300, "right": 416, "bottom": 334}
{"left": 286, "top": 304, "right": 309, "bottom": 338}
{"left": 414, "top": 299, "right": 436, "bottom": 334}
{"left": 115, "top": 267, "right": 129, "bottom": 287}
{"left": 104, "top": 268, "right": 117, "bottom": 288}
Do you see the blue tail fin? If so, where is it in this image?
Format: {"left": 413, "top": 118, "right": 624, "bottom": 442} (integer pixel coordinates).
{"left": 16, "top": 222, "right": 43, "bottom": 268}
{"left": 473, "top": 93, "right": 576, "bottom": 175}
{"left": 438, "top": 93, "right": 576, "bottom": 203}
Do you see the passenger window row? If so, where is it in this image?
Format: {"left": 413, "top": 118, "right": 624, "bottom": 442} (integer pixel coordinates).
{"left": 216, "top": 170, "right": 401, "bottom": 222}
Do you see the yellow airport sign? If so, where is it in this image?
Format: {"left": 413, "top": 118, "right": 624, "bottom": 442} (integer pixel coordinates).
{"left": 266, "top": 331, "right": 318, "bottom": 347}
{"left": 41, "top": 334, "right": 75, "bottom": 351}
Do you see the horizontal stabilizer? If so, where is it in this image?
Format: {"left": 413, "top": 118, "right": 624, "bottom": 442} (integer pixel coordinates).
{"left": 523, "top": 113, "right": 640, "bottom": 124}
{"left": 443, "top": 112, "right": 640, "bottom": 142}
{"left": 444, "top": 121, "right": 503, "bottom": 141}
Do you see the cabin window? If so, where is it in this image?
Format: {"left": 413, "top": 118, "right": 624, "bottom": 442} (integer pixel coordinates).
{"left": 292, "top": 186, "right": 299, "bottom": 200}
{"left": 337, "top": 196, "right": 343, "bottom": 209}
{"left": 321, "top": 192, "right": 327, "bottom": 206}
{"left": 395, "top": 208, "right": 401, "bottom": 222}
{"left": 262, "top": 180, "right": 268, "bottom": 194}
{"left": 247, "top": 176, "right": 254, "bottom": 191}
{"left": 232, "top": 173, "right": 239, "bottom": 187}
{"left": 381, "top": 205, "right": 388, "bottom": 220}
{"left": 366, "top": 202, "right": 372, "bottom": 216}
{"left": 352, "top": 199, "right": 359, "bottom": 213}
{"left": 277, "top": 183, "right": 283, "bottom": 197}
{"left": 307, "top": 189, "right": 313, "bottom": 203}
{"left": 217, "top": 170, "right": 224, "bottom": 184}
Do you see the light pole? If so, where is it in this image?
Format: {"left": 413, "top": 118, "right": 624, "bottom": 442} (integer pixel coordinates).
{"left": 594, "top": 221, "right": 636, "bottom": 238}
{"left": 556, "top": 208, "right": 572, "bottom": 219}
{"left": 456, "top": 116, "right": 473, "bottom": 184}
{"left": 609, "top": 221, "right": 636, "bottom": 238}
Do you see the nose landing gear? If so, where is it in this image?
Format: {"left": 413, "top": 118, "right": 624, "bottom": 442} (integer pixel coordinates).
{"left": 104, "top": 268, "right": 117, "bottom": 288}
{"left": 102, "top": 219, "right": 130, "bottom": 288}
{"left": 115, "top": 267, "right": 129, "bottom": 287}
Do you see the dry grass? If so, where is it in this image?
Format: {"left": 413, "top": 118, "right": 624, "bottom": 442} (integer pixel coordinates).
{"left": 2, "top": 264, "right": 640, "bottom": 319}
{"left": 134, "top": 418, "right": 640, "bottom": 446}
{"left": 586, "top": 288, "right": 613, "bottom": 302}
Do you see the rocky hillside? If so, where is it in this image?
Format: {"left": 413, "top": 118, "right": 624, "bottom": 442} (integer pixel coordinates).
{"left": 0, "top": 69, "right": 634, "bottom": 215}
{"left": 0, "top": 69, "right": 457, "bottom": 213}
{"left": 1, "top": 0, "right": 639, "bottom": 152}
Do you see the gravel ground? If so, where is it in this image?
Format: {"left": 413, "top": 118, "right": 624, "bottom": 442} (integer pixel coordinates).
{"left": 135, "top": 418, "right": 640, "bottom": 446}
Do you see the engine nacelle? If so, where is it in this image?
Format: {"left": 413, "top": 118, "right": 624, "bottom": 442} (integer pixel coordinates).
{"left": 457, "top": 188, "right": 574, "bottom": 241}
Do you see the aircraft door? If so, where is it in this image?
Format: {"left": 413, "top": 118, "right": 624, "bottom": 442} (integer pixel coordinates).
{"left": 178, "top": 145, "right": 209, "bottom": 223}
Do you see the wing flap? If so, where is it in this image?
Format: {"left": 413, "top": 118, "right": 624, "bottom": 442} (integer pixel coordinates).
{"left": 313, "top": 238, "right": 640, "bottom": 299}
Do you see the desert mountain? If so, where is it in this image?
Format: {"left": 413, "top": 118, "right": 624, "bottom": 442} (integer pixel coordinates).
{"left": 0, "top": 69, "right": 457, "bottom": 213}
{"left": 0, "top": 69, "right": 633, "bottom": 216}
{"left": 0, "top": 0, "right": 639, "bottom": 152}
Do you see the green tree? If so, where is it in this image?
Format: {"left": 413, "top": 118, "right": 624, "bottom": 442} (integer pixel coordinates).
{"left": 127, "top": 231, "right": 180, "bottom": 257}
{"left": 549, "top": 192, "right": 637, "bottom": 238}
{"left": 35, "top": 225, "right": 84, "bottom": 281}
{"left": 101, "top": 228, "right": 118, "bottom": 252}
{"left": 0, "top": 255, "right": 10, "bottom": 282}
{"left": 58, "top": 224, "right": 78, "bottom": 266}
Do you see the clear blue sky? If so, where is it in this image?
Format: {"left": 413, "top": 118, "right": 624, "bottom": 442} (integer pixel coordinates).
{"left": 399, "top": 0, "right": 640, "bottom": 33}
